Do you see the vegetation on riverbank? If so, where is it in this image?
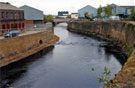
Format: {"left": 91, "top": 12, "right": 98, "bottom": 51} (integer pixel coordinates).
{"left": 67, "top": 21, "right": 135, "bottom": 87}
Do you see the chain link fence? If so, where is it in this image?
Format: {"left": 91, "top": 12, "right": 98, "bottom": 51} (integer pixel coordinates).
{"left": 24, "top": 23, "right": 53, "bottom": 32}
{"left": 0, "top": 23, "right": 53, "bottom": 36}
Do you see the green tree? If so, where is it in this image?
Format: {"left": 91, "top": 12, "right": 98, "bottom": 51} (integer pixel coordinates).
{"left": 84, "top": 12, "right": 93, "bottom": 21}
{"left": 55, "top": 16, "right": 64, "bottom": 19}
{"left": 104, "top": 5, "right": 113, "bottom": 18}
{"left": 128, "top": 7, "right": 135, "bottom": 21}
{"left": 97, "top": 5, "right": 103, "bottom": 18}
{"left": 67, "top": 15, "right": 71, "bottom": 18}
{"left": 44, "top": 15, "right": 53, "bottom": 23}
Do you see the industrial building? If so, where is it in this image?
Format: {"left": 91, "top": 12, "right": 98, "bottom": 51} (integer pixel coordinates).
{"left": 20, "top": 5, "right": 44, "bottom": 28}
{"left": 101, "top": 4, "right": 135, "bottom": 18}
{"left": 109, "top": 4, "right": 134, "bottom": 18}
{"left": 0, "top": 2, "right": 24, "bottom": 34}
{"left": 78, "top": 5, "right": 97, "bottom": 19}
{"left": 58, "top": 11, "right": 69, "bottom": 18}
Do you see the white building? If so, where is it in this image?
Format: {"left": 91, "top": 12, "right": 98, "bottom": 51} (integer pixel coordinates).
{"left": 71, "top": 13, "right": 78, "bottom": 20}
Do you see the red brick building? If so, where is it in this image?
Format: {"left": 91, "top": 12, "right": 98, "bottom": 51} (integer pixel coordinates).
{"left": 0, "top": 2, "right": 24, "bottom": 33}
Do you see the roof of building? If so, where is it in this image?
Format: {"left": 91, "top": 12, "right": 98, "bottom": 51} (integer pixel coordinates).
{"left": 108, "top": 4, "right": 135, "bottom": 9}
{"left": 120, "top": 6, "right": 135, "bottom": 8}
{"left": 71, "top": 13, "right": 78, "bottom": 14}
{"left": 0, "top": 2, "right": 22, "bottom": 10}
{"left": 78, "top": 5, "right": 97, "bottom": 11}
{"left": 20, "top": 5, "right": 43, "bottom": 12}
{"left": 20, "top": 5, "right": 43, "bottom": 20}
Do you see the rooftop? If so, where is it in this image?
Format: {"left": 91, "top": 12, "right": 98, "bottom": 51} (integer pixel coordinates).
{"left": 120, "top": 6, "right": 135, "bottom": 8}
{"left": 71, "top": 13, "right": 78, "bottom": 14}
{"left": 20, "top": 5, "right": 43, "bottom": 12}
{"left": 0, "top": 2, "right": 22, "bottom": 10}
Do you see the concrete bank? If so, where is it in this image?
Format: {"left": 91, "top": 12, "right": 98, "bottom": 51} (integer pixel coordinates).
{"left": 68, "top": 21, "right": 135, "bottom": 87}
{"left": 0, "top": 30, "right": 59, "bottom": 67}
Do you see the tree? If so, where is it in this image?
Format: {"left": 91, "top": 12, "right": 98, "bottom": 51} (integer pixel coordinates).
{"left": 44, "top": 15, "right": 53, "bottom": 23}
{"left": 104, "top": 5, "right": 113, "bottom": 18}
{"left": 128, "top": 7, "right": 135, "bottom": 21}
{"left": 84, "top": 12, "right": 93, "bottom": 21}
{"left": 67, "top": 15, "right": 71, "bottom": 18}
{"left": 55, "top": 16, "right": 64, "bottom": 19}
{"left": 97, "top": 5, "right": 103, "bottom": 18}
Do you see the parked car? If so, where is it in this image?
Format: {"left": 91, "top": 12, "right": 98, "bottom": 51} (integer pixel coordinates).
{"left": 4, "top": 30, "right": 19, "bottom": 38}
{"left": 109, "top": 16, "right": 120, "bottom": 21}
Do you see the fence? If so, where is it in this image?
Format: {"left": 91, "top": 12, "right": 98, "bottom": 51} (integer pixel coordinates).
{"left": 0, "top": 23, "right": 53, "bottom": 36}
{"left": 24, "top": 23, "right": 53, "bottom": 31}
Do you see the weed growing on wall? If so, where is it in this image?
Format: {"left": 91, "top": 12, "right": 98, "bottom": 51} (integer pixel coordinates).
{"left": 98, "top": 67, "right": 121, "bottom": 88}
{"left": 98, "top": 67, "right": 111, "bottom": 87}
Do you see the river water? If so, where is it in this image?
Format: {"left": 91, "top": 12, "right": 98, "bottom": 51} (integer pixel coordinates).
{"left": 0, "top": 23, "right": 123, "bottom": 88}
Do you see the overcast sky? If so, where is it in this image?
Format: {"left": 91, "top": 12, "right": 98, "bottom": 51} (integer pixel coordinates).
{"left": 1, "top": 0, "right": 135, "bottom": 15}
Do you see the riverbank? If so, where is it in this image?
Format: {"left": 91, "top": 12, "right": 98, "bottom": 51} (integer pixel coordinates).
{"left": 0, "top": 30, "right": 59, "bottom": 67}
{"left": 68, "top": 21, "right": 135, "bottom": 87}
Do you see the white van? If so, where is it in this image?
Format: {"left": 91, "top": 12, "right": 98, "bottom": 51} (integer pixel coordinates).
{"left": 109, "top": 16, "right": 120, "bottom": 21}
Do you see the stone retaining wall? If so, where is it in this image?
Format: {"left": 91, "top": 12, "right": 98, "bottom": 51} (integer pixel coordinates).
{"left": 0, "top": 30, "right": 59, "bottom": 67}
{"left": 68, "top": 21, "right": 135, "bottom": 87}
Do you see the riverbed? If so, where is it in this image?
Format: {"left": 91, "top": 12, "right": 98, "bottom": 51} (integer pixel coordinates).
{"left": 0, "top": 23, "right": 123, "bottom": 88}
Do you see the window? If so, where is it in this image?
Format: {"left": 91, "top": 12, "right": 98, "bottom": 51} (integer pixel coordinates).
{"left": 2, "top": 24, "right": 5, "bottom": 29}
{"left": 15, "top": 24, "right": 17, "bottom": 28}
{"left": 11, "top": 24, "right": 14, "bottom": 28}
{"left": 19, "top": 23, "right": 21, "bottom": 28}
{"left": 1, "top": 12, "right": 5, "bottom": 18}
{"left": 12, "top": 12, "right": 14, "bottom": 19}
{"left": 14, "top": 12, "right": 16, "bottom": 19}
{"left": 6, "top": 12, "right": 8, "bottom": 18}
{"left": 19, "top": 12, "right": 21, "bottom": 20}
{"left": 7, "top": 24, "right": 10, "bottom": 29}
{"left": 22, "top": 23, "right": 24, "bottom": 28}
{"left": 21, "top": 12, "right": 24, "bottom": 19}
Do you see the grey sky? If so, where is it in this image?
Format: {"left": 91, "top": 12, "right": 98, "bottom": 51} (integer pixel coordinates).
{"left": 1, "top": 0, "right": 135, "bottom": 15}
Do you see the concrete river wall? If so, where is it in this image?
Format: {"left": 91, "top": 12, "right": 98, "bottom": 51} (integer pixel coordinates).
{"left": 0, "top": 30, "right": 59, "bottom": 67}
{"left": 68, "top": 21, "right": 135, "bottom": 87}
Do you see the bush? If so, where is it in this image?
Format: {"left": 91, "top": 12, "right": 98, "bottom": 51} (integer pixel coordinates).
{"left": 44, "top": 15, "right": 53, "bottom": 23}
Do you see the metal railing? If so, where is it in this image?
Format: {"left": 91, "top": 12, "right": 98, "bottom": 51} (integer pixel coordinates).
{"left": 24, "top": 23, "right": 53, "bottom": 31}
{"left": 0, "top": 23, "right": 53, "bottom": 36}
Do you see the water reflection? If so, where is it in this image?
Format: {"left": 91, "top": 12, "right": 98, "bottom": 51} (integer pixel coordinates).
{"left": 0, "top": 46, "right": 54, "bottom": 88}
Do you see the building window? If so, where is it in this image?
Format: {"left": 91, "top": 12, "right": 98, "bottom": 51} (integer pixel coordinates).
{"left": 12, "top": 12, "right": 15, "bottom": 19}
{"left": 19, "top": 12, "right": 21, "bottom": 20}
{"left": 14, "top": 12, "right": 16, "bottom": 19}
{"left": 11, "top": 12, "right": 13, "bottom": 19}
{"left": 2, "top": 24, "right": 5, "bottom": 29}
{"left": 15, "top": 24, "right": 17, "bottom": 28}
{"left": 1, "top": 12, "right": 5, "bottom": 18}
{"left": 11, "top": 24, "right": 14, "bottom": 28}
{"left": 22, "top": 23, "right": 24, "bottom": 28}
{"left": 21, "top": 12, "right": 24, "bottom": 19}
{"left": 6, "top": 12, "right": 8, "bottom": 18}
{"left": 7, "top": 24, "right": 10, "bottom": 29}
{"left": 19, "top": 23, "right": 21, "bottom": 28}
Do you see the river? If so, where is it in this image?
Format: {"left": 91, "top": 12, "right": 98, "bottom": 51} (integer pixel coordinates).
{"left": 0, "top": 23, "right": 123, "bottom": 88}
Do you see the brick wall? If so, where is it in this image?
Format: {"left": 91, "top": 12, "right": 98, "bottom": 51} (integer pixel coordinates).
{"left": 0, "top": 9, "right": 24, "bottom": 31}
{"left": 24, "top": 20, "right": 34, "bottom": 25}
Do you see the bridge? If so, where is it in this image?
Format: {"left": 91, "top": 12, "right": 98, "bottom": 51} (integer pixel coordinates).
{"left": 53, "top": 18, "right": 71, "bottom": 24}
